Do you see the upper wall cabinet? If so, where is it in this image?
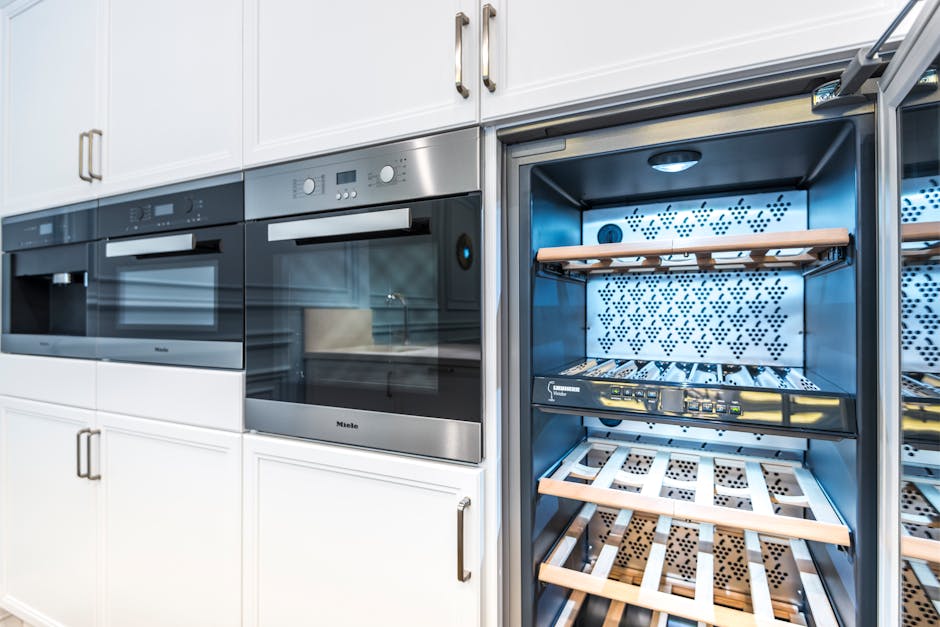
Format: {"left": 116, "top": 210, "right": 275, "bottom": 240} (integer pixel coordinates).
{"left": 98, "top": 0, "right": 242, "bottom": 197}
{"left": 243, "top": 0, "right": 479, "bottom": 167}
{"left": 479, "top": 0, "right": 918, "bottom": 121}
{"left": 0, "top": 0, "right": 242, "bottom": 216}
{"left": 0, "top": 0, "right": 102, "bottom": 216}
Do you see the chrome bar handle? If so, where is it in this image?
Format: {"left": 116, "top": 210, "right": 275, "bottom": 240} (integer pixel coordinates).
{"left": 455, "top": 12, "right": 470, "bottom": 98}
{"left": 457, "top": 497, "right": 471, "bottom": 582}
{"left": 106, "top": 233, "right": 197, "bottom": 258}
{"left": 482, "top": 4, "right": 496, "bottom": 92}
{"left": 88, "top": 129, "right": 103, "bottom": 181}
{"left": 76, "top": 428, "right": 91, "bottom": 478}
{"left": 78, "top": 133, "right": 92, "bottom": 182}
{"left": 87, "top": 429, "right": 101, "bottom": 481}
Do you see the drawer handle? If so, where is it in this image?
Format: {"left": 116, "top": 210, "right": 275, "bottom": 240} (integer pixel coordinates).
{"left": 76, "top": 428, "right": 91, "bottom": 478}
{"left": 482, "top": 4, "right": 496, "bottom": 92}
{"left": 457, "top": 496, "right": 471, "bottom": 582}
{"left": 87, "top": 429, "right": 101, "bottom": 481}
{"left": 78, "top": 133, "right": 92, "bottom": 182}
{"left": 88, "top": 129, "right": 103, "bottom": 181}
{"left": 455, "top": 12, "right": 470, "bottom": 98}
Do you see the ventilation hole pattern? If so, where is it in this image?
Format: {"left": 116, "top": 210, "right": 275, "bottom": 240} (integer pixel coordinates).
{"left": 901, "top": 262, "right": 940, "bottom": 371}
{"left": 902, "top": 563, "right": 940, "bottom": 627}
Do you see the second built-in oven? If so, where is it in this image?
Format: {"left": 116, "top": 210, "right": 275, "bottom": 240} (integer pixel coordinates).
{"left": 94, "top": 174, "right": 245, "bottom": 369}
{"left": 244, "top": 129, "right": 483, "bottom": 462}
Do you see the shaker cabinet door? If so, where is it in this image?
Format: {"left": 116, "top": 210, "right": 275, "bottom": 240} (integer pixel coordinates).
{"left": 0, "top": 0, "right": 101, "bottom": 215}
{"left": 97, "top": 413, "right": 242, "bottom": 627}
{"left": 481, "top": 0, "right": 919, "bottom": 121}
{"left": 98, "top": 0, "right": 242, "bottom": 196}
{"left": 244, "top": 435, "right": 483, "bottom": 627}
{"left": 243, "top": 0, "right": 479, "bottom": 166}
{"left": 0, "top": 397, "right": 98, "bottom": 627}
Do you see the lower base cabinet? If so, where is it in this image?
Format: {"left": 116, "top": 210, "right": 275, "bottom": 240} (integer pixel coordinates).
{"left": 243, "top": 434, "right": 483, "bottom": 627}
{"left": 0, "top": 397, "right": 242, "bottom": 627}
{"left": 0, "top": 398, "right": 97, "bottom": 627}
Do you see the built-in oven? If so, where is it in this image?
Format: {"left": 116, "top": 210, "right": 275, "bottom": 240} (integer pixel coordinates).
{"left": 244, "top": 128, "right": 482, "bottom": 463}
{"left": 1, "top": 201, "right": 98, "bottom": 358}
{"left": 94, "top": 174, "right": 244, "bottom": 369}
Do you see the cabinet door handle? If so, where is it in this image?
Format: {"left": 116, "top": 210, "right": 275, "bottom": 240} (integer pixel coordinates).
{"left": 88, "top": 129, "right": 103, "bottom": 181}
{"left": 481, "top": 4, "right": 496, "bottom": 92}
{"left": 457, "top": 497, "right": 471, "bottom": 582}
{"left": 87, "top": 429, "right": 101, "bottom": 481}
{"left": 76, "top": 428, "right": 91, "bottom": 478}
{"left": 78, "top": 133, "right": 92, "bottom": 182}
{"left": 455, "top": 12, "right": 470, "bottom": 98}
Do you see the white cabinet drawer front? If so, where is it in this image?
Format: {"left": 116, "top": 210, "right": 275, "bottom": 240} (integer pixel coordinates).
{"left": 244, "top": 0, "right": 479, "bottom": 165}
{"left": 0, "top": 398, "right": 97, "bottom": 627}
{"left": 100, "top": 0, "right": 242, "bottom": 195}
{"left": 244, "top": 435, "right": 482, "bottom": 627}
{"left": 1, "top": 0, "right": 100, "bottom": 214}
{"left": 0, "top": 354, "right": 96, "bottom": 409}
{"left": 483, "top": 0, "right": 915, "bottom": 120}
{"left": 98, "top": 413, "right": 241, "bottom": 627}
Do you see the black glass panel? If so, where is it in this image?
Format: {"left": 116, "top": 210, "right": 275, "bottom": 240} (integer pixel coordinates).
{"left": 245, "top": 194, "right": 482, "bottom": 422}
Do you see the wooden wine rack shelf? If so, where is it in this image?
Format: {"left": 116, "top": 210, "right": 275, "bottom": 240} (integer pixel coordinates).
{"left": 536, "top": 227, "right": 850, "bottom": 274}
{"left": 901, "top": 477, "right": 940, "bottom": 563}
{"left": 903, "top": 221, "right": 940, "bottom": 261}
{"left": 539, "top": 439, "right": 851, "bottom": 546}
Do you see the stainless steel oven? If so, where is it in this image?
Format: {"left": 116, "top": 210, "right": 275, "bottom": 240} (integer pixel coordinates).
{"left": 94, "top": 174, "right": 244, "bottom": 369}
{"left": 2, "top": 201, "right": 98, "bottom": 358}
{"left": 244, "top": 128, "right": 482, "bottom": 462}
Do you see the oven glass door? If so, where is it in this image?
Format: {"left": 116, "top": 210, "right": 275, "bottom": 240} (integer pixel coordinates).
{"left": 95, "top": 223, "right": 244, "bottom": 366}
{"left": 245, "top": 194, "right": 482, "bottom": 422}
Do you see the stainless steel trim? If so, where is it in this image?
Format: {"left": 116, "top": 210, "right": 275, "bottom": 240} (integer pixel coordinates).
{"left": 98, "top": 172, "right": 244, "bottom": 207}
{"left": 267, "top": 207, "right": 411, "bottom": 242}
{"left": 1, "top": 334, "right": 98, "bottom": 360}
{"left": 96, "top": 338, "right": 243, "bottom": 369}
{"left": 457, "top": 496, "right": 471, "bottom": 582}
{"left": 76, "top": 428, "right": 91, "bottom": 478}
{"left": 78, "top": 132, "right": 92, "bottom": 182}
{"left": 482, "top": 4, "right": 496, "bottom": 92}
{"left": 105, "top": 233, "right": 196, "bottom": 258}
{"left": 455, "top": 12, "right": 470, "bottom": 98}
{"left": 881, "top": 0, "right": 940, "bottom": 93}
{"left": 244, "top": 398, "right": 483, "bottom": 463}
{"left": 1, "top": 200, "right": 97, "bottom": 226}
{"left": 88, "top": 129, "right": 103, "bottom": 181}
{"left": 86, "top": 430, "right": 100, "bottom": 481}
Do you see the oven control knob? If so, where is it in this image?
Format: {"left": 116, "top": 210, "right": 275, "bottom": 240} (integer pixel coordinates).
{"left": 302, "top": 177, "right": 316, "bottom": 195}
{"left": 379, "top": 165, "right": 395, "bottom": 184}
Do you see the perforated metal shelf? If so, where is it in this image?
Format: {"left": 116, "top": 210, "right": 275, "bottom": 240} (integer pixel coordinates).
{"left": 539, "top": 439, "right": 844, "bottom": 626}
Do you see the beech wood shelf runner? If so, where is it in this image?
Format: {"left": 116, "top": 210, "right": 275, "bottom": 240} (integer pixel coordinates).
{"left": 900, "top": 477, "right": 940, "bottom": 563}
{"left": 538, "top": 440, "right": 851, "bottom": 546}
{"left": 536, "top": 227, "right": 850, "bottom": 273}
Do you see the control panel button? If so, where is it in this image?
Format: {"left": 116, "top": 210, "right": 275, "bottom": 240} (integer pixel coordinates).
{"left": 302, "top": 178, "right": 316, "bottom": 195}
{"left": 686, "top": 400, "right": 700, "bottom": 411}
{"left": 342, "top": 191, "right": 350, "bottom": 199}
{"left": 700, "top": 401, "right": 714, "bottom": 412}
{"left": 336, "top": 193, "right": 342, "bottom": 200}
{"left": 730, "top": 404, "right": 743, "bottom": 416}
{"left": 621, "top": 388, "right": 633, "bottom": 397}
{"left": 350, "top": 190, "right": 358, "bottom": 198}
{"left": 646, "top": 390, "right": 657, "bottom": 399}
{"left": 609, "top": 386, "right": 621, "bottom": 397}
{"left": 379, "top": 165, "right": 395, "bottom": 183}
{"left": 715, "top": 402, "right": 728, "bottom": 413}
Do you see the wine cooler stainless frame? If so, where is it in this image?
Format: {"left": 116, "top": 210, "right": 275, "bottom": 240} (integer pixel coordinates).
{"left": 502, "top": 85, "right": 880, "bottom": 626}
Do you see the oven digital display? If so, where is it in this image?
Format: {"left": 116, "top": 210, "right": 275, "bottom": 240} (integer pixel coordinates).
{"left": 39, "top": 223, "right": 53, "bottom": 236}
{"left": 154, "top": 203, "right": 174, "bottom": 217}
{"left": 336, "top": 170, "right": 356, "bottom": 185}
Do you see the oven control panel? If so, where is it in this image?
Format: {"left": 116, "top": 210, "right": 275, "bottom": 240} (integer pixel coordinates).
{"left": 1, "top": 202, "right": 97, "bottom": 251}
{"left": 245, "top": 127, "right": 480, "bottom": 221}
{"left": 98, "top": 177, "right": 244, "bottom": 238}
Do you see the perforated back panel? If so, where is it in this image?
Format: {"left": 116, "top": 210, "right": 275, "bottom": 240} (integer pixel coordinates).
{"left": 901, "top": 176, "right": 940, "bottom": 373}
{"left": 902, "top": 562, "right": 940, "bottom": 627}
{"left": 584, "top": 191, "right": 806, "bottom": 366}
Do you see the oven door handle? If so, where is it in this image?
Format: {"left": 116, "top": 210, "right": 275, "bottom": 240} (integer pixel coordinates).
{"left": 267, "top": 207, "right": 412, "bottom": 243}
{"left": 105, "top": 233, "right": 197, "bottom": 258}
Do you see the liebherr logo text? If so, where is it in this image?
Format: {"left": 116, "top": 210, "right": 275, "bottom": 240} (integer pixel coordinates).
{"left": 547, "top": 380, "right": 580, "bottom": 402}
{"left": 336, "top": 421, "right": 359, "bottom": 430}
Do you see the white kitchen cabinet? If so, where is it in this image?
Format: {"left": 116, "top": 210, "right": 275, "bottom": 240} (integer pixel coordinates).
{"left": 243, "top": 434, "right": 483, "bottom": 627}
{"left": 243, "top": 0, "right": 479, "bottom": 166}
{"left": 97, "top": 413, "right": 241, "bottom": 627}
{"left": 0, "top": 0, "right": 102, "bottom": 216}
{"left": 0, "top": 397, "right": 97, "bottom": 627}
{"left": 481, "top": 0, "right": 918, "bottom": 121}
{"left": 97, "top": 0, "right": 242, "bottom": 197}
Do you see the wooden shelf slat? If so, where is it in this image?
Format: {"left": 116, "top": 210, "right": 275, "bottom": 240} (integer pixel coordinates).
{"left": 539, "top": 440, "right": 852, "bottom": 546}
{"left": 903, "top": 221, "right": 940, "bottom": 242}
{"left": 536, "top": 227, "right": 850, "bottom": 274}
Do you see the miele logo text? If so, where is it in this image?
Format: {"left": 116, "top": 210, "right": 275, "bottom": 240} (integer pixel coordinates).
{"left": 336, "top": 421, "right": 359, "bottom": 430}
{"left": 154, "top": 346, "right": 169, "bottom": 353}
{"left": 547, "top": 380, "right": 580, "bottom": 402}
